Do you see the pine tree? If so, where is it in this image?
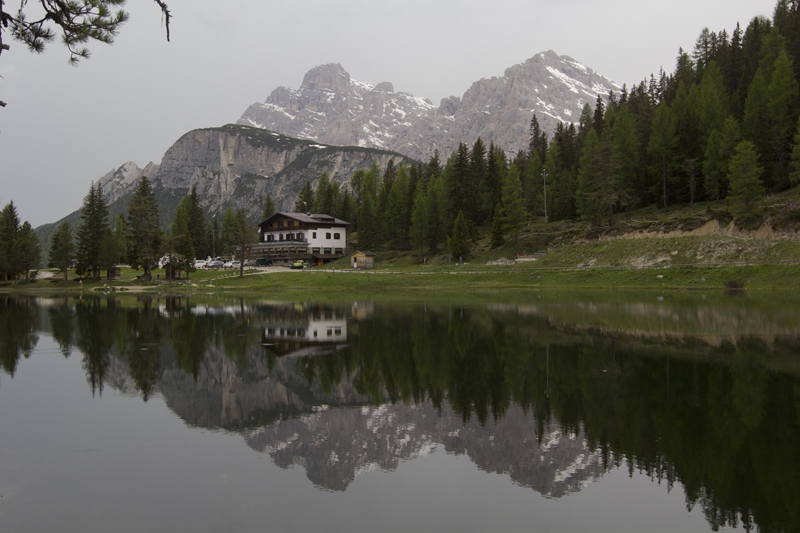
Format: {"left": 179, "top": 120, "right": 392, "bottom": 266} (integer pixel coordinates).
{"left": 49, "top": 221, "right": 74, "bottom": 282}
{"left": 187, "top": 185, "right": 207, "bottom": 259}
{"left": 576, "top": 129, "right": 604, "bottom": 225}
{"left": 15, "top": 222, "right": 41, "bottom": 281}
{"left": 97, "top": 227, "right": 118, "bottom": 275}
{"left": 742, "top": 69, "right": 771, "bottom": 181}
{"left": 0, "top": 201, "right": 21, "bottom": 281}
{"left": 220, "top": 206, "right": 237, "bottom": 255}
{"left": 313, "top": 173, "right": 333, "bottom": 214}
{"left": 648, "top": 101, "right": 677, "bottom": 210}
{"left": 767, "top": 47, "right": 800, "bottom": 190}
{"left": 593, "top": 95, "right": 606, "bottom": 135}
{"left": 448, "top": 143, "right": 474, "bottom": 224}
{"left": 502, "top": 164, "right": 527, "bottom": 242}
{"left": 447, "top": 211, "right": 471, "bottom": 260}
{"left": 232, "top": 208, "right": 255, "bottom": 278}
{"left": 490, "top": 204, "right": 505, "bottom": 249}
{"left": 262, "top": 193, "right": 276, "bottom": 221}
{"left": 409, "top": 185, "right": 429, "bottom": 257}
{"left": 728, "top": 141, "right": 765, "bottom": 222}
{"left": 170, "top": 198, "right": 196, "bottom": 278}
{"left": 75, "top": 183, "right": 109, "bottom": 280}
{"left": 357, "top": 194, "right": 378, "bottom": 251}
{"left": 612, "top": 104, "right": 641, "bottom": 207}
{"left": 127, "top": 176, "right": 161, "bottom": 280}
{"left": 112, "top": 216, "right": 127, "bottom": 264}
{"left": 295, "top": 182, "right": 314, "bottom": 212}
{"left": 698, "top": 61, "right": 729, "bottom": 142}
{"left": 385, "top": 165, "right": 411, "bottom": 249}
{"left": 704, "top": 116, "right": 742, "bottom": 200}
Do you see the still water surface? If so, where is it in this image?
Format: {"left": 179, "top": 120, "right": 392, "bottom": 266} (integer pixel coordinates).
{"left": 0, "top": 293, "right": 799, "bottom": 532}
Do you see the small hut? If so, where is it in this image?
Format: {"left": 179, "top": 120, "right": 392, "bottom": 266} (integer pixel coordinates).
{"left": 107, "top": 266, "right": 121, "bottom": 281}
{"left": 350, "top": 251, "right": 376, "bottom": 270}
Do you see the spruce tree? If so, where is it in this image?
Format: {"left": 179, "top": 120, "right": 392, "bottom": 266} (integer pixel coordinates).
{"left": 728, "top": 141, "right": 765, "bottom": 222}
{"left": 447, "top": 211, "right": 471, "bottom": 260}
{"left": 767, "top": 47, "right": 800, "bottom": 190}
{"left": 612, "top": 104, "right": 641, "bottom": 207}
{"left": 187, "top": 185, "right": 207, "bottom": 259}
{"left": 295, "top": 182, "right": 314, "bottom": 212}
{"left": 357, "top": 194, "right": 378, "bottom": 251}
{"left": 0, "top": 201, "right": 21, "bottom": 281}
{"left": 490, "top": 204, "right": 506, "bottom": 249}
{"left": 742, "top": 69, "right": 772, "bottom": 181}
{"left": 232, "top": 208, "right": 255, "bottom": 278}
{"left": 75, "top": 183, "right": 109, "bottom": 280}
{"left": 127, "top": 176, "right": 161, "bottom": 280}
{"left": 502, "top": 164, "right": 527, "bottom": 242}
{"left": 262, "top": 193, "right": 276, "bottom": 221}
{"left": 170, "top": 197, "right": 196, "bottom": 278}
{"left": 15, "top": 222, "right": 41, "bottom": 281}
{"left": 409, "top": 185, "right": 428, "bottom": 257}
{"left": 576, "top": 129, "right": 603, "bottom": 225}
{"left": 648, "top": 101, "right": 677, "bottom": 210}
{"left": 698, "top": 61, "right": 729, "bottom": 142}
{"left": 704, "top": 116, "right": 742, "bottom": 200}
{"left": 49, "top": 221, "right": 74, "bottom": 282}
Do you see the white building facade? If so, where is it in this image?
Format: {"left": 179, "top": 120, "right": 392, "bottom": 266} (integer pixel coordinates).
{"left": 254, "top": 212, "right": 349, "bottom": 266}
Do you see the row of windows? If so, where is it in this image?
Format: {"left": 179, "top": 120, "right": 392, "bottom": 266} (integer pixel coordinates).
{"left": 264, "top": 232, "right": 341, "bottom": 242}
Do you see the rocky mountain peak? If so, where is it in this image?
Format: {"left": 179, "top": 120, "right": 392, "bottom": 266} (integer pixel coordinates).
{"left": 301, "top": 63, "right": 351, "bottom": 92}
{"left": 238, "top": 50, "right": 619, "bottom": 161}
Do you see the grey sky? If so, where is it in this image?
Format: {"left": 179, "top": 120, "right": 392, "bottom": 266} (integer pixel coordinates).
{"left": 0, "top": 0, "right": 778, "bottom": 227}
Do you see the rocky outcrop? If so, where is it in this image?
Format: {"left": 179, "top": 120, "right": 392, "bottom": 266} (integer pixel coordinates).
{"left": 238, "top": 51, "right": 619, "bottom": 161}
{"left": 38, "top": 124, "right": 406, "bottom": 235}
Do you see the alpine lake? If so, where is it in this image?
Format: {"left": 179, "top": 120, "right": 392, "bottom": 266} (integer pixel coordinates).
{"left": 1, "top": 291, "right": 799, "bottom": 533}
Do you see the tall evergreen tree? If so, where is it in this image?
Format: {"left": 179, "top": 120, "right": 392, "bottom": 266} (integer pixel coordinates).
{"left": 767, "top": 47, "right": 800, "bottom": 190}
{"left": 501, "top": 164, "right": 527, "bottom": 242}
{"left": 49, "top": 221, "right": 74, "bottom": 282}
{"left": 14, "top": 221, "right": 41, "bottom": 281}
{"left": 0, "top": 201, "right": 20, "bottom": 281}
{"left": 448, "top": 143, "right": 474, "bottom": 224}
{"left": 262, "top": 193, "right": 276, "bottom": 221}
{"left": 447, "top": 211, "right": 471, "bottom": 261}
{"left": 75, "top": 183, "right": 109, "bottom": 280}
{"left": 169, "top": 197, "right": 196, "bottom": 278}
{"left": 187, "top": 185, "right": 208, "bottom": 259}
{"left": 727, "top": 141, "right": 765, "bottom": 222}
{"left": 576, "top": 129, "right": 604, "bottom": 225}
{"left": 127, "top": 176, "right": 161, "bottom": 280}
{"left": 295, "top": 182, "right": 314, "bottom": 212}
{"left": 704, "top": 116, "right": 742, "bottom": 200}
{"left": 648, "top": 101, "right": 677, "bottom": 209}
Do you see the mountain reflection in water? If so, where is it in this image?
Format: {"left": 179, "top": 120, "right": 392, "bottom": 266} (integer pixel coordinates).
{"left": 1, "top": 294, "right": 800, "bottom": 533}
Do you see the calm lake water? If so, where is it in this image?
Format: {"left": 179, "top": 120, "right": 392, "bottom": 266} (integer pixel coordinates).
{"left": 1, "top": 293, "right": 799, "bottom": 533}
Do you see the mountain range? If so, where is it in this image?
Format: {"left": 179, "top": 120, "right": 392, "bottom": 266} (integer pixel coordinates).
{"left": 36, "top": 50, "right": 617, "bottom": 242}
{"left": 238, "top": 50, "right": 619, "bottom": 162}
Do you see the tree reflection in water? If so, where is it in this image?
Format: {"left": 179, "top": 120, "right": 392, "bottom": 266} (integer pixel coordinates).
{"left": 1, "top": 295, "right": 799, "bottom": 532}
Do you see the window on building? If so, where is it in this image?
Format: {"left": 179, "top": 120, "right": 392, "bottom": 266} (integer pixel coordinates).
{"left": 313, "top": 232, "right": 317, "bottom": 238}
{"left": 334, "top": 233, "right": 340, "bottom": 239}
{"left": 279, "top": 234, "right": 283, "bottom": 241}
{"left": 326, "top": 233, "right": 331, "bottom": 239}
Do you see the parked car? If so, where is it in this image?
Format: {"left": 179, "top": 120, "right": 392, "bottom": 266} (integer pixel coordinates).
{"left": 194, "top": 259, "right": 207, "bottom": 269}
{"left": 206, "top": 259, "right": 224, "bottom": 269}
{"left": 255, "top": 258, "right": 273, "bottom": 267}
{"left": 290, "top": 260, "right": 305, "bottom": 269}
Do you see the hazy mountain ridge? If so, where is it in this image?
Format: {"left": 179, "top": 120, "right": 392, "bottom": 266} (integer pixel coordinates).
{"left": 35, "top": 125, "right": 407, "bottom": 243}
{"left": 238, "top": 50, "right": 619, "bottom": 161}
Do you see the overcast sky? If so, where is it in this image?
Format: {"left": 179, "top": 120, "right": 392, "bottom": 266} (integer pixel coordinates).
{"left": 0, "top": 0, "right": 778, "bottom": 227}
